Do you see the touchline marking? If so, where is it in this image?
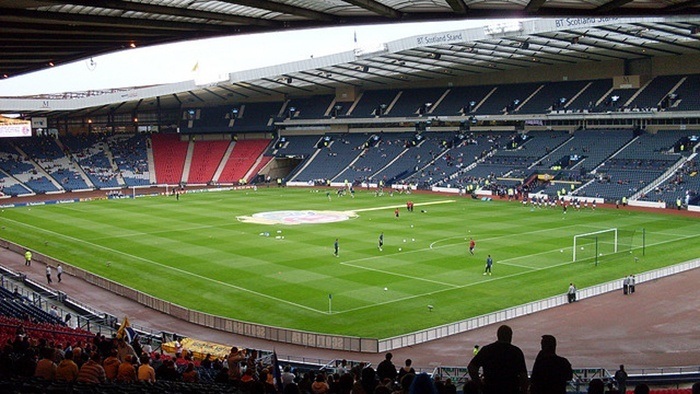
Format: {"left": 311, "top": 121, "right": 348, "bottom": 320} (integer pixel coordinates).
{"left": 5, "top": 215, "right": 698, "bottom": 316}
{"left": 2, "top": 217, "right": 325, "bottom": 314}
{"left": 351, "top": 199, "right": 455, "bottom": 213}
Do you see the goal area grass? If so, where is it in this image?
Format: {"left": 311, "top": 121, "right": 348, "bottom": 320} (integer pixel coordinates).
{"left": 1, "top": 187, "right": 698, "bottom": 339}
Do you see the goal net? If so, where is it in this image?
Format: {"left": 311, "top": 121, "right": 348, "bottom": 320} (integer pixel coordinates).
{"left": 573, "top": 228, "right": 617, "bottom": 263}
{"left": 573, "top": 228, "right": 644, "bottom": 263}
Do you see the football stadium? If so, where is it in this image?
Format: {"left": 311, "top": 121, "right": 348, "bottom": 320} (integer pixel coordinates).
{"left": 0, "top": 2, "right": 699, "bottom": 393}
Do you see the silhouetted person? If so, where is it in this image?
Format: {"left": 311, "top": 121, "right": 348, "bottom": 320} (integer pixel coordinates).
{"left": 530, "top": 335, "right": 573, "bottom": 394}
{"left": 587, "top": 378, "right": 605, "bottom": 394}
{"left": 614, "top": 365, "right": 628, "bottom": 394}
{"left": 634, "top": 383, "right": 650, "bottom": 394}
{"left": 467, "top": 325, "right": 528, "bottom": 394}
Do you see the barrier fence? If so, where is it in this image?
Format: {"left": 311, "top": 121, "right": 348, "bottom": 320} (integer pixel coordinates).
{"left": 1, "top": 237, "right": 698, "bottom": 353}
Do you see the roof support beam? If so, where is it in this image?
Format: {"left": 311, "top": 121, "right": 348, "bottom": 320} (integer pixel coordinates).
{"left": 444, "top": 0, "right": 469, "bottom": 14}
{"left": 34, "top": 0, "right": 277, "bottom": 26}
{"left": 0, "top": 8, "right": 235, "bottom": 33}
{"left": 342, "top": 0, "right": 403, "bottom": 19}
{"left": 218, "top": 1, "right": 338, "bottom": 22}
{"left": 663, "top": 0, "right": 700, "bottom": 12}
{"left": 524, "top": 0, "right": 548, "bottom": 13}
{"left": 595, "top": 0, "right": 634, "bottom": 14}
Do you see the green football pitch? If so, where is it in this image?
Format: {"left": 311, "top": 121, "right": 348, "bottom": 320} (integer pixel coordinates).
{"left": 1, "top": 188, "right": 698, "bottom": 339}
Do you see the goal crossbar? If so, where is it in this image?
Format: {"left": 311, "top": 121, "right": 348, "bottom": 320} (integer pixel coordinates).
{"left": 573, "top": 228, "right": 617, "bottom": 261}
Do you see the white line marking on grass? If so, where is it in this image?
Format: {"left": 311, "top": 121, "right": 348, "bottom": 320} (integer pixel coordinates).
{"left": 339, "top": 260, "right": 459, "bottom": 288}
{"left": 336, "top": 232, "right": 700, "bottom": 315}
{"left": 429, "top": 222, "right": 601, "bottom": 250}
{"left": 351, "top": 200, "right": 455, "bottom": 213}
{"left": 2, "top": 217, "right": 326, "bottom": 314}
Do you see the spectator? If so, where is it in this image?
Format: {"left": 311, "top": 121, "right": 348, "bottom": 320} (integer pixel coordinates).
{"left": 182, "top": 361, "right": 200, "bottom": 383}
{"left": 614, "top": 365, "right": 628, "bottom": 394}
{"left": 530, "top": 335, "right": 573, "bottom": 394}
{"left": 397, "top": 359, "right": 415, "bottom": 383}
{"left": 587, "top": 378, "right": 605, "bottom": 394}
{"left": 55, "top": 349, "right": 79, "bottom": 382}
{"left": 467, "top": 324, "right": 528, "bottom": 394}
{"left": 102, "top": 349, "right": 120, "bottom": 381}
{"left": 634, "top": 384, "right": 650, "bottom": 394}
{"left": 34, "top": 347, "right": 57, "bottom": 381}
{"left": 137, "top": 354, "right": 156, "bottom": 382}
{"left": 76, "top": 352, "right": 106, "bottom": 384}
{"left": 116, "top": 354, "right": 137, "bottom": 383}
{"left": 409, "top": 372, "right": 438, "bottom": 394}
{"left": 377, "top": 352, "right": 397, "bottom": 384}
{"left": 312, "top": 372, "right": 330, "bottom": 394}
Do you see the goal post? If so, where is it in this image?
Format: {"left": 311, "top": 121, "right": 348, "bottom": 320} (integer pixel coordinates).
{"left": 573, "top": 228, "right": 617, "bottom": 263}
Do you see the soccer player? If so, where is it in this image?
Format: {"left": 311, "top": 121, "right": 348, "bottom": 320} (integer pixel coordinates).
{"left": 334, "top": 238, "right": 339, "bottom": 257}
{"left": 394, "top": 208, "right": 400, "bottom": 219}
{"left": 378, "top": 232, "right": 384, "bottom": 251}
{"left": 483, "top": 255, "right": 493, "bottom": 276}
{"left": 469, "top": 238, "right": 476, "bottom": 255}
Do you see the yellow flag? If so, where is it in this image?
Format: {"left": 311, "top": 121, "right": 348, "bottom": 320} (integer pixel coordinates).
{"left": 116, "top": 316, "right": 130, "bottom": 340}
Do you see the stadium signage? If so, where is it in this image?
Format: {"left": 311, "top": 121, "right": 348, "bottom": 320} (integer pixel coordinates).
{"left": 555, "top": 17, "right": 619, "bottom": 28}
{"left": 416, "top": 32, "right": 464, "bottom": 46}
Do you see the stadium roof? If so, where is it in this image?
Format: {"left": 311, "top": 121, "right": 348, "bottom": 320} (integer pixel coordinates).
{"left": 2, "top": 0, "right": 700, "bottom": 80}
{"left": 2, "top": 16, "right": 700, "bottom": 118}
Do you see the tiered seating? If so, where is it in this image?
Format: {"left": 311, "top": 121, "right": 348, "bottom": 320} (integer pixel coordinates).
{"left": 486, "top": 131, "right": 571, "bottom": 169}
{"left": 334, "top": 132, "right": 413, "bottom": 184}
{"left": 186, "top": 140, "right": 230, "bottom": 184}
{"left": 433, "top": 85, "right": 495, "bottom": 116}
{"left": 231, "top": 102, "right": 282, "bottom": 132}
{"left": 0, "top": 139, "right": 58, "bottom": 194}
{"left": 0, "top": 169, "right": 31, "bottom": 196}
{"left": 377, "top": 132, "right": 454, "bottom": 184}
{"left": 287, "top": 95, "right": 335, "bottom": 119}
{"left": 291, "top": 133, "right": 368, "bottom": 182}
{"left": 629, "top": 75, "right": 684, "bottom": 110}
{"left": 108, "top": 134, "right": 150, "bottom": 187}
{"left": 595, "top": 88, "right": 637, "bottom": 112}
{"left": 565, "top": 79, "right": 611, "bottom": 112}
{"left": 184, "top": 106, "right": 231, "bottom": 133}
{"left": 411, "top": 133, "right": 507, "bottom": 188}
{"left": 518, "top": 80, "right": 590, "bottom": 114}
{"left": 389, "top": 87, "right": 446, "bottom": 117}
{"left": 62, "top": 134, "right": 119, "bottom": 188}
{"left": 267, "top": 135, "right": 322, "bottom": 158}
{"left": 217, "top": 139, "right": 270, "bottom": 183}
{"left": 669, "top": 74, "right": 700, "bottom": 111}
{"left": 151, "top": 134, "right": 189, "bottom": 185}
{"left": 476, "top": 82, "right": 541, "bottom": 115}
{"left": 641, "top": 157, "right": 700, "bottom": 206}
{"left": 350, "top": 89, "right": 400, "bottom": 117}
{"left": 14, "top": 137, "right": 89, "bottom": 191}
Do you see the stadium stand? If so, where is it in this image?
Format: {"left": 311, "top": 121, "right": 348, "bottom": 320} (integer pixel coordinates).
{"left": 61, "top": 134, "right": 120, "bottom": 189}
{"left": 107, "top": 134, "right": 151, "bottom": 187}
{"left": 186, "top": 140, "right": 230, "bottom": 184}
{"left": 14, "top": 137, "right": 89, "bottom": 192}
{"left": 666, "top": 74, "right": 700, "bottom": 112}
{"left": 151, "top": 134, "right": 189, "bottom": 185}
{"left": 216, "top": 139, "right": 270, "bottom": 184}
{"left": 350, "top": 89, "right": 400, "bottom": 117}
{"left": 285, "top": 95, "right": 335, "bottom": 119}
